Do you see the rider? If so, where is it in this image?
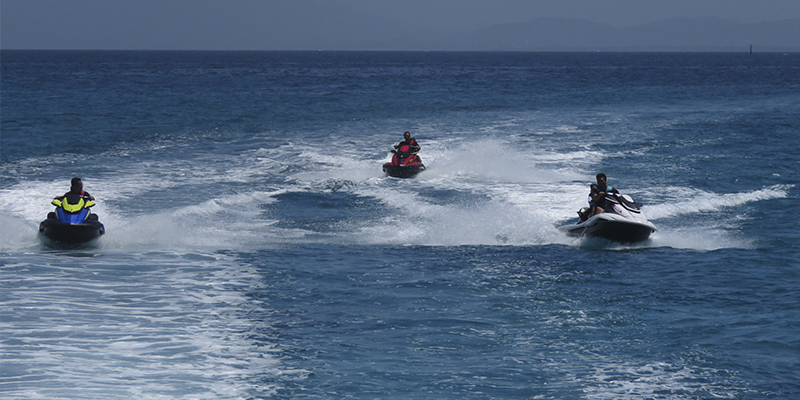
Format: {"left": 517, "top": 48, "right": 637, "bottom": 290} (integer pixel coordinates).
{"left": 394, "top": 131, "right": 420, "bottom": 152}
{"left": 55, "top": 177, "right": 95, "bottom": 201}
{"left": 589, "top": 173, "right": 615, "bottom": 216}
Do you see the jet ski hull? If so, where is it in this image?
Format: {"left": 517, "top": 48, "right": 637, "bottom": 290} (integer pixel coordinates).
{"left": 383, "top": 144, "right": 425, "bottom": 178}
{"left": 39, "top": 219, "right": 105, "bottom": 244}
{"left": 560, "top": 216, "right": 655, "bottom": 243}
{"left": 560, "top": 193, "right": 656, "bottom": 244}
{"left": 382, "top": 163, "right": 425, "bottom": 178}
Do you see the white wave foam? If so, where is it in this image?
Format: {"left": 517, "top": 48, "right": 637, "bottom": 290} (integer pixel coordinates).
{"left": 355, "top": 198, "right": 567, "bottom": 246}
{"left": 584, "top": 360, "right": 744, "bottom": 399}
{"left": 649, "top": 226, "right": 754, "bottom": 251}
{"left": 98, "top": 191, "right": 288, "bottom": 251}
{"left": 2, "top": 135, "right": 789, "bottom": 251}
{"left": 0, "top": 213, "right": 41, "bottom": 251}
{"left": 0, "top": 252, "right": 294, "bottom": 399}
{"left": 645, "top": 185, "right": 791, "bottom": 220}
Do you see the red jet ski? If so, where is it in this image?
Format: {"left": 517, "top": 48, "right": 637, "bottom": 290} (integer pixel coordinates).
{"left": 382, "top": 144, "right": 425, "bottom": 178}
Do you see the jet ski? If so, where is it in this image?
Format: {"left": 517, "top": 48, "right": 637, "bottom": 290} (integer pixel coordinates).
{"left": 559, "top": 190, "right": 656, "bottom": 243}
{"left": 382, "top": 144, "right": 425, "bottom": 178}
{"left": 39, "top": 194, "right": 105, "bottom": 245}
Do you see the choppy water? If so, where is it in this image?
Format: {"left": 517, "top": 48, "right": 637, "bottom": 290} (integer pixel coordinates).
{"left": 1, "top": 50, "right": 798, "bottom": 399}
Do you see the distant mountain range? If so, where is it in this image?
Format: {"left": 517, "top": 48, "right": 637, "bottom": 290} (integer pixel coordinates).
{"left": 348, "top": 17, "right": 800, "bottom": 52}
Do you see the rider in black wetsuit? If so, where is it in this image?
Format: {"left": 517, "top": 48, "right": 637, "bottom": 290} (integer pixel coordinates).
{"left": 55, "top": 177, "right": 94, "bottom": 201}
{"left": 589, "top": 173, "right": 615, "bottom": 216}
{"left": 394, "top": 131, "right": 420, "bottom": 152}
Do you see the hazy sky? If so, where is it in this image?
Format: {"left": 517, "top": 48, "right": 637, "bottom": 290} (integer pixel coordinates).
{"left": 3, "top": 0, "right": 800, "bottom": 50}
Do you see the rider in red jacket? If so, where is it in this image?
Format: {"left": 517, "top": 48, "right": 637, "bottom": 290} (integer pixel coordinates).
{"left": 394, "top": 131, "right": 420, "bottom": 152}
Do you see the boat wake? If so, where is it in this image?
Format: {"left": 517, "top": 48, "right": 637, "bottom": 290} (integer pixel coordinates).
{"left": 0, "top": 137, "right": 791, "bottom": 252}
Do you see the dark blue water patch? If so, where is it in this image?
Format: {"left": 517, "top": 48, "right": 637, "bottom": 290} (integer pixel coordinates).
{"left": 261, "top": 191, "right": 392, "bottom": 233}
{"left": 232, "top": 244, "right": 797, "bottom": 398}
{"left": 735, "top": 195, "right": 798, "bottom": 249}
{"left": 5, "top": 51, "right": 799, "bottom": 164}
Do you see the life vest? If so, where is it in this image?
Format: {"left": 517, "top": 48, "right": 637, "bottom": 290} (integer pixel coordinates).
{"left": 52, "top": 193, "right": 96, "bottom": 213}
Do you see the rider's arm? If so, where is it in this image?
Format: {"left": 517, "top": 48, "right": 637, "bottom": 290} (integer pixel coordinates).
{"left": 589, "top": 186, "right": 602, "bottom": 202}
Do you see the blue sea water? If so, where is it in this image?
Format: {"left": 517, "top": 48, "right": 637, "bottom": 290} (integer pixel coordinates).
{"left": 1, "top": 50, "right": 799, "bottom": 399}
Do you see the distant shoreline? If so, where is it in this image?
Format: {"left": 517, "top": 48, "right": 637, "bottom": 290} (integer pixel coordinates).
{"left": 3, "top": 49, "right": 799, "bottom": 54}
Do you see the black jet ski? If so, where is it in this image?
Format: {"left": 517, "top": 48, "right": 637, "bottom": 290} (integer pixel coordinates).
{"left": 559, "top": 190, "right": 656, "bottom": 243}
{"left": 382, "top": 144, "right": 425, "bottom": 178}
{"left": 39, "top": 194, "right": 105, "bottom": 245}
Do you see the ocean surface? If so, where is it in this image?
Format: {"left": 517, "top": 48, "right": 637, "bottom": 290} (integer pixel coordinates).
{"left": 1, "top": 50, "right": 798, "bottom": 399}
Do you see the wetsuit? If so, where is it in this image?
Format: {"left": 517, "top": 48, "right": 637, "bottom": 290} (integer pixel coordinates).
{"left": 589, "top": 185, "right": 615, "bottom": 210}
{"left": 58, "top": 190, "right": 93, "bottom": 200}
{"left": 396, "top": 138, "right": 420, "bottom": 152}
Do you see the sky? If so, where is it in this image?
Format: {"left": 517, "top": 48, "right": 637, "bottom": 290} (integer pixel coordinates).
{"left": 2, "top": 0, "right": 800, "bottom": 50}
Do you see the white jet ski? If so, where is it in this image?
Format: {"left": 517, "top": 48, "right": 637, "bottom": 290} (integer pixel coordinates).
{"left": 559, "top": 190, "right": 656, "bottom": 243}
